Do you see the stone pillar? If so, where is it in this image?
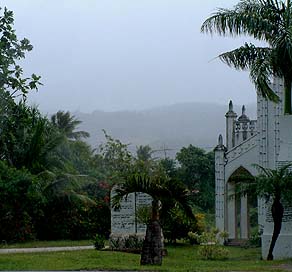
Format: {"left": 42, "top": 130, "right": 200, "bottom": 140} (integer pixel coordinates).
{"left": 214, "top": 135, "right": 226, "bottom": 234}
{"left": 225, "top": 101, "right": 237, "bottom": 150}
{"left": 240, "top": 196, "right": 249, "bottom": 239}
{"left": 227, "top": 183, "right": 237, "bottom": 239}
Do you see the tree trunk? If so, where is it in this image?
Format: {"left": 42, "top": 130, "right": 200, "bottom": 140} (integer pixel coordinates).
{"left": 267, "top": 198, "right": 284, "bottom": 260}
{"left": 140, "top": 220, "right": 162, "bottom": 265}
{"left": 140, "top": 199, "right": 162, "bottom": 265}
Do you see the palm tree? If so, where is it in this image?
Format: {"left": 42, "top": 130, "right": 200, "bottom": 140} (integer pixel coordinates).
{"left": 112, "top": 173, "right": 194, "bottom": 265}
{"left": 51, "top": 111, "right": 90, "bottom": 140}
{"left": 233, "top": 164, "right": 292, "bottom": 260}
{"left": 201, "top": 0, "right": 292, "bottom": 114}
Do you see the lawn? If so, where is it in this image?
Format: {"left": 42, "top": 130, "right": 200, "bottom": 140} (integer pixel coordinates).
{"left": 0, "top": 239, "right": 92, "bottom": 249}
{"left": 1, "top": 244, "right": 292, "bottom": 271}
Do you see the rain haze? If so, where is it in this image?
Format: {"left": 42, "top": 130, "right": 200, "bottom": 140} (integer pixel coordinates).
{"left": 2, "top": 0, "right": 257, "bottom": 113}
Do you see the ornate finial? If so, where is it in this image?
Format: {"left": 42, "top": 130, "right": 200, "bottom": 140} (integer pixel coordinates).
{"left": 229, "top": 100, "right": 233, "bottom": 112}
{"left": 218, "top": 134, "right": 223, "bottom": 146}
{"left": 242, "top": 105, "right": 246, "bottom": 115}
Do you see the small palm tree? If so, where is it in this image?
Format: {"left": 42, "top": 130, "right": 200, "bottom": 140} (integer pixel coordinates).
{"left": 51, "top": 111, "right": 89, "bottom": 140}
{"left": 201, "top": 0, "right": 292, "bottom": 114}
{"left": 234, "top": 164, "right": 292, "bottom": 260}
{"left": 112, "top": 173, "right": 194, "bottom": 265}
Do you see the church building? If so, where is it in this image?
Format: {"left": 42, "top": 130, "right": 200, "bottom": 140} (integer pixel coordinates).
{"left": 214, "top": 78, "right": 292, "bottom": 259}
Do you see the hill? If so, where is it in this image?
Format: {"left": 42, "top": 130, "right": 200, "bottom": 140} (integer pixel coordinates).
{"left": 75, "top": 102, "right": 256, "bottom": 157}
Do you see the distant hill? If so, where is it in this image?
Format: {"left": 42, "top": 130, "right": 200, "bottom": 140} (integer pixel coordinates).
{"left": 74, "top": 102, "right": 256, "bottom": 158}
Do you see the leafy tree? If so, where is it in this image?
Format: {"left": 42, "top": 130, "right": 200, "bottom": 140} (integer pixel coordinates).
{"left": 0, "top": 97, "right": 62, "bottom": 173}
{"left": 136, "top": 145, "right": 153, "bottom": 161}
{"left": 201, "top": 0, "right": 292, "bottom": 114}
{"left": 0, "top": 161, "right": 42, "bottom": 242}
{"left": 234, "top": 164, "right": 292, "bottom": 260}
{"left": 112, "top": 172, "right": 194, "bottom": 265}
{"left": 96, "top": 130, "right": 133, "bottom": 184}
{"left": 51, "top": 111, "right": 90, "bottom": 140}
{"left": 176, "top": 145, "right": 215, "bottom": 211}
{"left": 0, "top": 7, "right": 41, "bottom": 97}
{"left": 159, "top": 157, "right": 178, "bottom": 179}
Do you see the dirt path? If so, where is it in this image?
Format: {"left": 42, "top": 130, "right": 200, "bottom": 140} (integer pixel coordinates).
{"left": 0, "top": 245, "right": 94, "bottom": 254}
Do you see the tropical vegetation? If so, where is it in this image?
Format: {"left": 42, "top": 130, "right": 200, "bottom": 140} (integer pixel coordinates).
{"left": 201, "top": 0, "right": 292, "bottom": 114}
{"left": 0, "top": 6, "right": 217, "bottom": 269}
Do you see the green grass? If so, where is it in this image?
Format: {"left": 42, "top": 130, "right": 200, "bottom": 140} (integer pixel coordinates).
{"left": 1, "top": 244, "right": 292, "bottom": 271}
{"left": 0, "top": 239, "right": 92, "bottom": 249}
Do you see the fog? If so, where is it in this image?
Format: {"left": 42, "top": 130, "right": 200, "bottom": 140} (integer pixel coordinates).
{"left": 2, "top": 0, "right": 257, "bottom": 113}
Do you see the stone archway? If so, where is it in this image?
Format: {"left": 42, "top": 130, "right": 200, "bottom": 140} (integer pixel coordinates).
{"left": 226, "top": 167, "right": 257, "bottom": 240}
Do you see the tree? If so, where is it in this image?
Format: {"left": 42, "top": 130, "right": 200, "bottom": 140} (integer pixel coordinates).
{"left": 201, "top": 0, "right": 292, "bottom": 114}
{"left": 176, "top": 145, "right": 215, "bottom": 211}
{"left": 0, "top": 97, "right": 62, "bottom": 174}
{"left": 96, "top": 130, "right": 133, "bottom": 185}
{"left": 112, "top": 172, "right": 194, "bottom": 265}
{"left": 136, "top": 145, "right": 153, "bottom": 161}
{"left": 234, "top": 164, "right": 292, "bottom": 260}
{"left": 0, "top": 161, "right": 42, "bottom": 242}
{"left": 0, "top": 7, "right": 41, "bottom": 98}
{"left": 51, "top": 111, "right": 90, "bottom": 140}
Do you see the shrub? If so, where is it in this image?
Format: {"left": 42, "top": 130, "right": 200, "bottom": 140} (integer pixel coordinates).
{"left": 109, "top": 234, "right": 144, "bottom": 251}
{"left": 198, "top": 244, "right": 229, "bottom": 260}
{"left": 93, "top": 234, "right": 105, "bottom": 250}
{"left": 248, "top": 229, "right": 262, "bottom": 247}
{"left": 189, "top": 228, "right": 229, "bottom": 260}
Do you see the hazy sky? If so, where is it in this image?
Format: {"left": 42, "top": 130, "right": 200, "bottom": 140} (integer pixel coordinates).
{"left": 2, "top": 0, "right": 258, "bottom": 113}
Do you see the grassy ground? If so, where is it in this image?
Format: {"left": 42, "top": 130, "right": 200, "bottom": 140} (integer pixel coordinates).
{"left": 0, "top": 239, "right": 92, "bottom": 249}
{"left": 1, "top": 243, "right": 292, "bottom": 271}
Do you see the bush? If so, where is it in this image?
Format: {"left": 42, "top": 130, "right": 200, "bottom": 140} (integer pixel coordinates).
{"left": 198, "top": 244, "right": 229, "bottom": 260}
{"left": 189, "top": 228, "right": 229, "bottom": 260}
{"left": 93, "top": 234, "right": 105, "bottom": 250}
{"left": 109, "top": 234, "right": 144, "bottom": 251}
{"left": 248, "top": 229, "right": 262, "bottom": 247}
{"left": 161, "top": 206, "right": 199, "bottom": 244}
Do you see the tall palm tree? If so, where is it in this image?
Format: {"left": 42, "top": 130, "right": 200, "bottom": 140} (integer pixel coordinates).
{"left": 51, "top": 111, "right": 90, "bottom": 140}
{"left": 112, "top": 173, "right": 194, "bottom": 265}
{"left": 201, "top": 0, "right": 292, "bottom": 114}
{"left": 233, "top": 164, "right": 292, "bottom": 260}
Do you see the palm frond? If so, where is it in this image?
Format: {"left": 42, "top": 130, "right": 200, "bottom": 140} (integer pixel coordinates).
{"left": 201, "top": 0, "right": 282, "bottom": 41}
{"left": 219, "top": 43, "right": 271, "bottom": 70}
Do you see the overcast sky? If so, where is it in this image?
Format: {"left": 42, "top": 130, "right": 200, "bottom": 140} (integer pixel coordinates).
{"left": 2, "top": 0, "right": 258, "bottom": 113}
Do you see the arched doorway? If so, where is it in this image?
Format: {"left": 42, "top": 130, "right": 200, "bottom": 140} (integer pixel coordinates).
{"left": 226, "top": 167, "right": 257, "bottom": 240}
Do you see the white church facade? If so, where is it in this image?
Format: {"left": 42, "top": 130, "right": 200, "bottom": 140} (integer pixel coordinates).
{"left": 214, "top": 78, "right": 292, "bottom": 259}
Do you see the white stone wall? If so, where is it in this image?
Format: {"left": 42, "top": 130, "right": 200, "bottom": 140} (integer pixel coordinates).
{"left": 111, "top": 189, "right": 152, "bottom": 236}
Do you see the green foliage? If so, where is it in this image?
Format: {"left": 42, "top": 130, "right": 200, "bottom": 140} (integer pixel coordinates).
{"left": 109, "top": 234, "right": 144, "bottom": 251}
{"left": 161, "top": 205, "right": 198, "bottom": 244}
{"left": 0, "top": 6, "right": 111, "bottom": 243}
{"left": 0, "top": 97, "right": 62, "bottom": 173}
{"left": 198, "top": 244, "right": 229, "bottom": 260}
{"left": 93, "top": 234, "right": 105, "bottom": 250}
{"left": 0, "top": 7, "right": 41, "bottom": 97}
{"left": 189, "top": 229, "right": 229, "bottom": 260}
{"left": 248, "top": 229, "right": 262, "bottom": 248}
{"left": 51, "top": 111, "right": 90, "bottom": 140}
{"left": 136, "top": 205, "right": 151, "bottom": 225}
{"left": 201, "top": 0, "right": 292, "bottom": 114}
{"left": 0, "top": 161, "right": 42, "bottom": 242}
{"left": 96, "top": 130, "right": 133, "bottom": 184}
{"left": 176, "top": 145, "right": 215, "bottom": 211}
{"left": 136, "top": 145, "right": 153, "bottom": 161}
